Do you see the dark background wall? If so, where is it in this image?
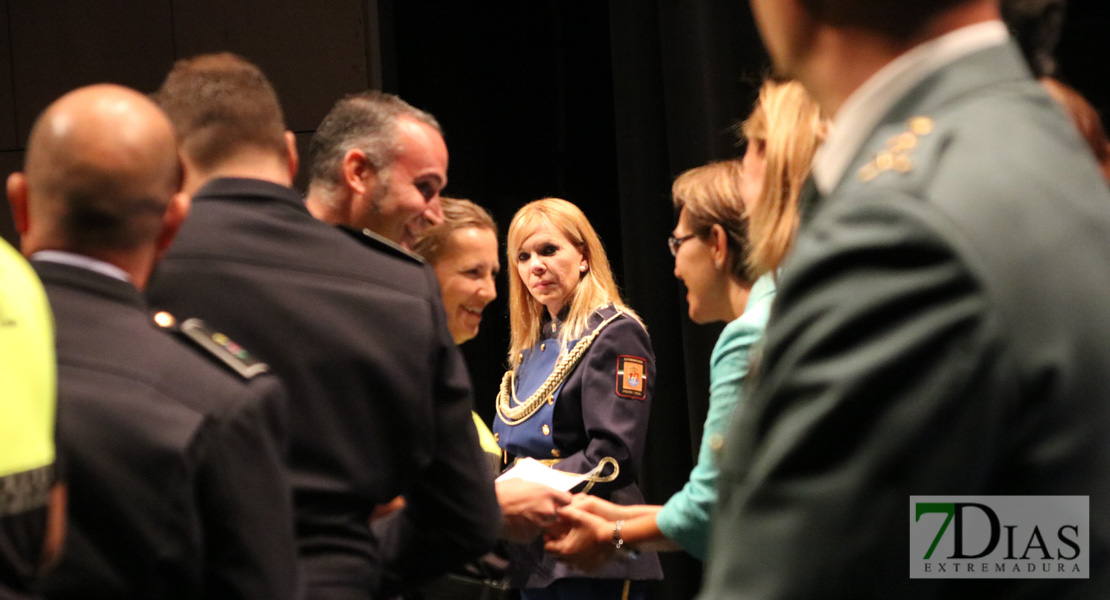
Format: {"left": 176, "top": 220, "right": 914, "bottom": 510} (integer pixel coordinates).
{"left": 2, "top": 1, "right": 1107, "bottom": 598}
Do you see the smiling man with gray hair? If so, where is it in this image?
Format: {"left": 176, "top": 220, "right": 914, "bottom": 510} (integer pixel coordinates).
{"left": 305, "top": 91, "right": 447, "bottom": 250}
{"left": 147, "top": 55, "right": 500, "bottom": 599}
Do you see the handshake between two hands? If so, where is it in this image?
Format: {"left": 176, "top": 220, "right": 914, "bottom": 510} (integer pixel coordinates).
{"left": 496, "top": 461, "right": 635, "bottom": 573}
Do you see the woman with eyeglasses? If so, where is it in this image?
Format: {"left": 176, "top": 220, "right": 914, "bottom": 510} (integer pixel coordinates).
{"left": 494, "top": 197, "right": 662, "bottom": 600}
{"left": 544, "top": 79, "right": 825, "bottom": 567}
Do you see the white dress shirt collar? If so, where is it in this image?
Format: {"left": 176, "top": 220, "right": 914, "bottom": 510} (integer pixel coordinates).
{"left": 32, "top": 250, "right": 132, "bottom": 283}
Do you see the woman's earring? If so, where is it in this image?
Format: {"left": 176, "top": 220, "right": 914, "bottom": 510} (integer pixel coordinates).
{"left": 580, "top": 265, "right": 587, "bottom": 272}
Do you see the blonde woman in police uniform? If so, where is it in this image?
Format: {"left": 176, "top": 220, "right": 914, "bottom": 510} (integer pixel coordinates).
{"left": 495, "top": 198, "right": 662, "bottom": 600}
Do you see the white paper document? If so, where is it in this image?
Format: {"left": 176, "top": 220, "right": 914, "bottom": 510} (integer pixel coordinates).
{"left": 495, "top": 457, "right": 588, "bottom": 492}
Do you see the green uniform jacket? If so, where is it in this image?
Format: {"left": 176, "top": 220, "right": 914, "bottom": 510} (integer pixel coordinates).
{"left": 701, "top": 41, "right": 1110, "bottom": 599}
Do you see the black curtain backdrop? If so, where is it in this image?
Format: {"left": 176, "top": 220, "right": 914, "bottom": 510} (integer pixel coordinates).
{"left": 389, "top": 2, "right": 766, "bottom": 597}
{"left": 605, "top": 3, "right": 767, "bottom": 597}
{"left": 386, "top": 2, "right": 1110, "bottom": 598}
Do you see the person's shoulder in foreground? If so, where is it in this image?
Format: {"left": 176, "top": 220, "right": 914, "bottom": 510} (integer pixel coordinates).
{"left": 0, "top": 238, "right": 59, "bottom": 600}
{"left": 701, "top": 1, "right": 1110, "bottom": 599}
{"left": 37, "top": 260, "right": 295, "bottom": 599}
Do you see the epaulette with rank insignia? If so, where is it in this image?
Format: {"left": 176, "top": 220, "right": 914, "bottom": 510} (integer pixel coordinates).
{"left": 153, "top": 311, "right": 269, "bottom": 379}
{"left": 858, "top": 116, "right": 935, "bottom": 183}
{"left": 340, "top": 227, "right": 426, "bottom": 264}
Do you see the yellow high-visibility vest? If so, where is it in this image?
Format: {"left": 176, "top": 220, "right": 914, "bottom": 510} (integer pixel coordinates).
{"left": 0, "top": 239, "right": 56, "bottom": 480}
{"left": 472, "top": 412, "right": 501, "bottom": 458}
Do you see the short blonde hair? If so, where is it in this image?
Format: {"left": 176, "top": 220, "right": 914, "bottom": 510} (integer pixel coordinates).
{"left": 411, "top": 197, "right": 498, "bottom": 265}
{"left": 671, "top": 160, "right": 751, "bottom": 283}
{"left": 738, "top": 79, "right": 827, "bottom": 278}
{"left": 506, "top": 198, "right": 640, "bottom": 364}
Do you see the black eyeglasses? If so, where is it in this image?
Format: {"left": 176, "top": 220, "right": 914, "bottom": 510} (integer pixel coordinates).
{"left": 667, "top": 233, "right": 697, "bottom": 257}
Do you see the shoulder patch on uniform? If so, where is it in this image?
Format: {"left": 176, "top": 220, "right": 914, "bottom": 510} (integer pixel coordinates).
{"left": 858, "top": 116, "right": 934, "bottom": 183}
{"left": 177, "top": 318, "right": 270, "bottom": 380}
{"left": 615, "top": 355, "right": 647, "bottom": 400}
{"left": 343, "top": 227, "right": 426, "bottom": 264}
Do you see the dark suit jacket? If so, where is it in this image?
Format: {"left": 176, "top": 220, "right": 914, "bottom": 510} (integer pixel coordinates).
{"left": 701, "top": 41, "right": 1110, "bottom": 598}
{"left": 146, "top": 178, "right": 501, "bottom": 597}
{"left": 35, "top": 261, "right": 297, "bottom": 600}
{"left": 0, "top": 508, "right": 48, "bottom": 600}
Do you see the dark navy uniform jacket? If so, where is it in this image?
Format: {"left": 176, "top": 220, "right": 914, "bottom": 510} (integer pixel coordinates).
{"left": 34, "top": 260, "right": 297, "bottom": 600}
{"left": 146, "top": 178, "right": 501, "bottom": 598}
{"left": 701, "top": 41, "right": 1110, "bottom": 600}
{"left": 494, "top": 305, "right": 662, "bottom": 589}
{"left": 0, "top": 506, "right": 48, "bottom": 600}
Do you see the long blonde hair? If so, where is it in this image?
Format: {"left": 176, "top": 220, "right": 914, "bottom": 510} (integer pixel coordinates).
{"left": 506, "top": 198, "right": 640, "bottom": 365}
{"left": 739, "top": 80, "right": 827, "bottom": 278}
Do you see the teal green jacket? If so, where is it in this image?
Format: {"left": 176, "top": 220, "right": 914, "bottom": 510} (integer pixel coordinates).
{"left": 655, "top": 273, "right": 775, "bottom": 559}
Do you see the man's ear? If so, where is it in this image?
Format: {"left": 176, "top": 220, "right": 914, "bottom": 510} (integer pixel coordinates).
{"left": 341, "top": 149, "right": 375, "bottom": 197}
{"left": 7, "top": 172, "right": 31, "bottom": 253}
{"left": 710, "top": 223, "right": 729, "bottom": 269}
{"left": 7, "top": 172, "right": 28, "bottom": 233}
{"left": 284, "top": 130, "right": 299, "bottom": 181}
{"left": 154, "top": 192, "right": 189, "bottom": 261}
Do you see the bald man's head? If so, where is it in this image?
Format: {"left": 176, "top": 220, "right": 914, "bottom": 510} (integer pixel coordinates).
{"left": 12, "top": 84, "right": 182, "bottom": 254}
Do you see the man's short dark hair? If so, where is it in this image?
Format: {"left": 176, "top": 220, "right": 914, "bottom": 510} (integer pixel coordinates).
{"left": 800, "top": 0, "right": 977, "bottom": 38}
{"left": 153, "top": 53, "right": 287, "bottom": 170}
{"left": 307, "top": 91, "right": 441, "bottom": 189}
